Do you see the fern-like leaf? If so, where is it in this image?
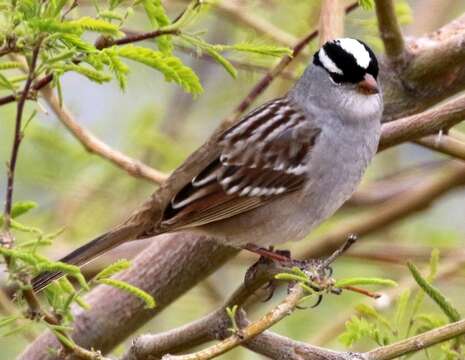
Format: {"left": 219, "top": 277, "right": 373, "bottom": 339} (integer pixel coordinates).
{"left": 70, "top": 16, "right": 122, "bottom": 36}
{"left": 97, "top": 278, "right": 156, "bottom": 309}
{"left": 117, "top": 45, "right": 202, "bottom": 94}
{"left": 58, "top": 64, "right": 112, "bottom": 83}
{"left": 95, "top": 259, "right": 131, "bottom": 280}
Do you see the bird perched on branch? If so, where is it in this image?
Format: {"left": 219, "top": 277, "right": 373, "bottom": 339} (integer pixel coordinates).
{"left": 33, "top": 38, "right": 383, "bottom": 291}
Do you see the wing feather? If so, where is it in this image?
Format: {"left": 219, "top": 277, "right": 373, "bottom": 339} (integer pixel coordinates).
{"left": 161, "top": 97, "right": 321, "bottom": 231}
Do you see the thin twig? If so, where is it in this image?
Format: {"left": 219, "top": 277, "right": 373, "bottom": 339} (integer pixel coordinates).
{"left": 2, "top": 40, "right": 42, "bottom": 239}
{"left": 210, "top": 1, "right": 298, "bottom": 48}
{"left": 374, "top": 0, "right": 406, "bottom": 63}
{"left": 95, "top": 29, "right": 180, "bottom": 49}
{"left": 40, "top": 86, "right": 168, "bottom": 184}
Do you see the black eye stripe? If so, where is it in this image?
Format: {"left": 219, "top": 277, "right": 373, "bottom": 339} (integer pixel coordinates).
{"left": 313, "top": 39, "right": 379, "bottom": 84}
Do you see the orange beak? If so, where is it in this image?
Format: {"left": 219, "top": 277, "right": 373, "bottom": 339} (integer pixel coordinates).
{"left": 357, "top": 74, "right": 379, "bottom": 95}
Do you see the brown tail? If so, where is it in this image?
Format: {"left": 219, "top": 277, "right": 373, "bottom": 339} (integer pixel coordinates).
{"left": 32, "top": 225, "right": 145, "bottom": 292}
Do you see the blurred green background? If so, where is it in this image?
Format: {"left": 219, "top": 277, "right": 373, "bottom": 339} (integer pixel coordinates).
{"left": 1, "top": 0, "right": 465, "bottom": 358}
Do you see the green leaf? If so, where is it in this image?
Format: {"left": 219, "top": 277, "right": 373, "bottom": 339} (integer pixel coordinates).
{"left": 2, "top": 324, "right": 32, "bottom": 337}
{"left": 97, "top": 278, "right": 156, "bottom": 309}
{"left": 102, "top": 48, "right": 129, "bottom": 90}
{"left": 0, "top": 61, "right": 22, "bottom": 70}
{"left": 429, "top": 248, "right": 440, "bottom": 281}
{"left": 408, "top": 262, "right": 461, "bottom": 322}
{"left": 204, "top": 47, "right": 237, "bottom": 78}
{"left": 142, "top": 0, "right": 170, "bottom": 27}
{"left": 0, "top": 316, "right": 20, "bottom": 328}
{"left": 359, "top": 0, "right": 374, "bottom": 10}
{"left": 182, "top": 35, "right": 236, "bottom": 78}
{"left": 11, "top": 201, "right": 38, "bottom": 218}
{"left": 356, "top": 304, "right": 393, "bottom": 332}
{"left": 395, "top": 289, "right": 411, "bottom": 338}
{"left": 275, "top": 273, "right": 308, "bottom": 283}
{"left": 0, "top": 247, "right": 88, "bottom": 290}
{"left": 167, "top": 0, "right": 203, "bottom": 30}
{"left": 51, "top": 328, "right": 76, "bottom": 349}
{"left": 95, "top": 259, "right": 131, "bottom": 280}
{"left": 0, "top": 72, "right": 15, "bottom": 90}
{"left": 10, "top": 219, "right": 42, "bottom": 234}
{"left": 225, "top": 304, "right": 239, "bottom": 332}
{"left": 46, "top": 49, "right": 76, "bottom": 64}
{"left": 0, "top": 201, "right": 38, "bottom": 227}
{"left": 409, "top": 250, "right": 441, "bottom": 326}
{"left": 57, "top": 64, "right": 112, "bottom": 83}
{"left": 335, "top": 277, "right": 398, "bottom": 288}
{"left": 60, "top": 34, "right": 97, "bottom": 53}
{"left": 116, "top": 45, "right": 202, "bottom": 94}
{"left": 339, "top": 316, "right": 380, "bottom": 347}
{"left": 226, "top": 43, "right": 292, "bottom": 57}
{"left": 37, "top": 261, "right": 88, "bottom": 290}
{"left": 141, "top": 0, "right": 172, "bottom": 53}
{"left": 70, "top": 16, "right": 122, "bottom": 36}
{"left": 48, "top": 0, "right": 70, "bottom": 17}
{"left": 30, "top": 18, "right": 82, "bottom": 34}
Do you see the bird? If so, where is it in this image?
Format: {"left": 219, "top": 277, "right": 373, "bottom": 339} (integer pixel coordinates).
{"left": 32, "top": 38, "right": 383, "bottom": 292}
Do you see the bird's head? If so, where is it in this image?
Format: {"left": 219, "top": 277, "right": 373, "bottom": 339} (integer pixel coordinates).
{"left": 313, "top": 37, "right": 380, "bottom": 96}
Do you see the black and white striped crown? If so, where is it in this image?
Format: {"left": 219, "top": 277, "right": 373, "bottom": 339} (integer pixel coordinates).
{"left": 313, "top": 38, "right": 378, "bottom": 84}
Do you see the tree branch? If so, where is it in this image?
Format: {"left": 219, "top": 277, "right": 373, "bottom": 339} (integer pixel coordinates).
{"left": 319, "top": 0, "right": 344, "bottom": 45}
{"left": 415, "top": 134, "right": 465, "bottom": 161}
{"left": 382, "top": 14, "right": 465, "bottom": 121}
{"left": 162, "top": 285, "right": 305, "bottom": 360}
{"left": 122, "top": 240, "right": 357, "bottom": 360}
{"left": 366, "top": 319, "right": 465, "bottom": 360}
{"left": 374, "top": 0, "right": 406, "bottom": 63}
{"left": 379, "top": 92, "right": 465, "bottom": 151}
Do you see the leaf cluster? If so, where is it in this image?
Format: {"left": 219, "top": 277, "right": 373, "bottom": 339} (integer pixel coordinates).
{"left": 339, "top": 250, "right": 464, "bottom": 359}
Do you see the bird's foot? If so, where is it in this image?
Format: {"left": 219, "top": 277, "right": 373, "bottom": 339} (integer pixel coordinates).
{"left": 243, "top": 235, "right": 358, "bottom": 305}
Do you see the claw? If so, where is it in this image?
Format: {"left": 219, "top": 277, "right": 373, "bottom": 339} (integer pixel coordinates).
{"left": 296, "top": 294, "right": 324, "bottom": 310}
{"left": 262, "top": 281, "right": 276, "bottom": 302}
{"left": 311, "top": 294, "right": 323, "bottom": 308}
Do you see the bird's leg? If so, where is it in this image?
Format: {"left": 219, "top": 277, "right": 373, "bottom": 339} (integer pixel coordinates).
{"left": 243, "top": 243, "right": 291, "bottom": 263}
{"left": 243, "top": 244, "right": 296, "bottom": 302}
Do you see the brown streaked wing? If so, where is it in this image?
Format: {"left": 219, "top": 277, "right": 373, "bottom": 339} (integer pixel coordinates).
{"left": 160, "top": 97, "right": 320, "bottom": 231}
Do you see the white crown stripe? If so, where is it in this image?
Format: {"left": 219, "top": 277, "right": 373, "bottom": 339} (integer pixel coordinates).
{"left": 318, "top": 47, "right": 343, "bottom": 75}
{"left": 336, "top": 38, "right": 371, "bottom": 69}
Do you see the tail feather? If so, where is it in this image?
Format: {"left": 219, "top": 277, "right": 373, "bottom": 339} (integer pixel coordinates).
{"left": 32, "top": 225, "right": 142, "bottom": 292}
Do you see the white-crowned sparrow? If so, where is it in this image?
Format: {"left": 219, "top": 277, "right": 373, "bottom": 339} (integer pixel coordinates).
{"left": 33, "top": 38, "right": 383, "bottom": 291}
